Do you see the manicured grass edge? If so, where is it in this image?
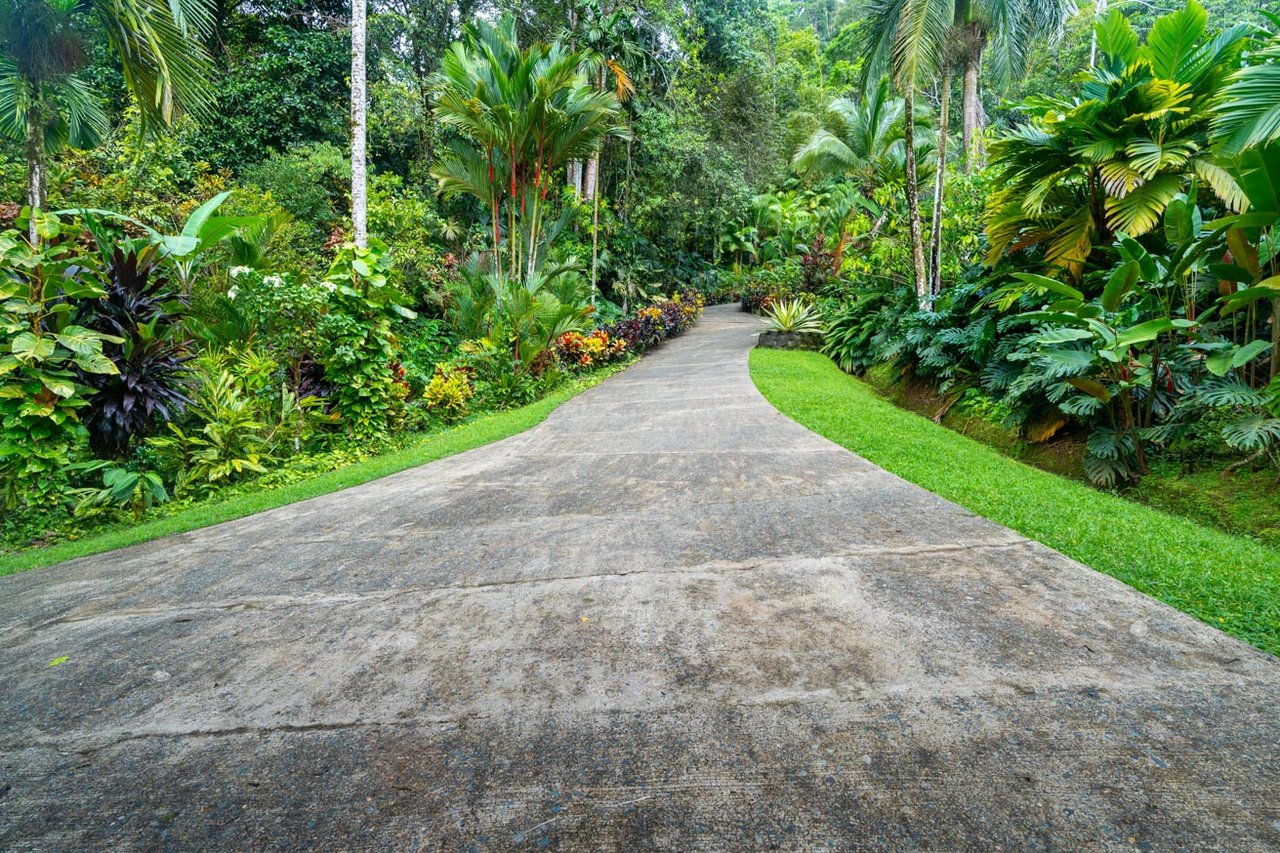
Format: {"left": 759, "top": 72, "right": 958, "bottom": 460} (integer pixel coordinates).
{"left": 0, "top": 369, "right": 617, "bottom": 576}
{"left": 750, "top": 348, "right": 1280, "bottom": 657}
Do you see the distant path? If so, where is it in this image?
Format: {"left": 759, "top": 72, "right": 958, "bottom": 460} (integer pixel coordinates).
{"left": 2, "top": 304, "right": 1278, "bottom": 849}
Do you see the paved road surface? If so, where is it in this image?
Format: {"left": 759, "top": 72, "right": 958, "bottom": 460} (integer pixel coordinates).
{"left": 2, "top": 305, "right": 1278, "bottom": 850}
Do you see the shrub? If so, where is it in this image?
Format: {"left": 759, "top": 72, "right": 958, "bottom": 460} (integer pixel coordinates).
{"left": 149, "top": 370, "right": 274, "bottom": 495}
{"left": 241, "top": 142, "right": 351, "bottom": 235}
{"left": 739, "top": 260, "right": 803, "bottom": 313}
{"left": 315, "top": 241, "right": 415, "bottom": 438}
{"left": 422, "top": 365, "right": 475, "bottom": 422}
{"left": 0, "top": 217, "right": 120, "bottom": 511}
{"left": 76, "top": 244, "right": 193, "bottom": 458}
{"left": 555, "top": 329, "right": 627, "bottom": 369}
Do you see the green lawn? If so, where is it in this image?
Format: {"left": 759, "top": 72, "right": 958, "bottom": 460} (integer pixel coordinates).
{"left": 0, "top": 370, "right": 615, "bottom": 577}
{"left": 750, "top": 348, "right": 1280, "bottom": 657}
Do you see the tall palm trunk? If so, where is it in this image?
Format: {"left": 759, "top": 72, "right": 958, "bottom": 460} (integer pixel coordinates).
{"left": 902, "top": 87, "right": 929, "bottom": 306}
{"left": 350, "top": 0, "right": 369, "bottom": 248}
{"left": 583, "top": 157, "right": 598, "bottom": 200}
{"left": 567, "top": 160, "right": 583, "bottom": 196}
{"left": 583, "top": 66, "right": 606, "bottom": 201}
{"left": 590, "top": 145, "right": 606, "bottom": 305}
{"left": 960, "top": 31, "right": 985, "bottom": 172}
{"left": 928, "top": 71, "right": 951, "bottom": 296}
{"left": 25, "top": 100, "right": 46, "bottom": 245}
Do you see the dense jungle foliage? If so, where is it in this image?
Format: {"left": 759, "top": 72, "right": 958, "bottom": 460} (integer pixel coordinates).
{"left": 1, "top": 0, "right": 1277, "bottom": 551}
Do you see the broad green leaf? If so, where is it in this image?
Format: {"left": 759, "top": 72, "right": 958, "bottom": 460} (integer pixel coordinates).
{"left": 1208, "top": 263, "right": 1257, "bottom": 283}
{"left": 159, "top": 235, "right": 200, "bottom": 258}
{"left": 1096, "top": 10, "right": 1139, "bottom": 67}
{"left": 1233, "top": 339, "right": 1272, "bottom": 368}
{"left": 12, "top": 332, "right": 55, "bottom": 361}
{"left": 54, "top": 326, "right": 104, "bottom": 356}
{"left": 1205, "top": 350, "right": 1234, "bottom": 376}
{"left": 180, "top": 191, "right": 232, "bottom": 239}
{"left": 43, "top": 378, "right": 76, "bottom": 398}
{"left": 1139, "top": 0, "right": 1207, "bottom": 80}
{"left": 1037, "top": 327, "right": 1093, "bottom": 344}
{"left": 1102, "top": 261, "right": 1139, "bottom": 311}
{"left": 33, "top": 210, "right": 62, "bottom": 240}
{"left": 1040, "top": 348, "right": 1096, "bottom": 369}
{"left": 1067, "top": 377, "right": 1113, "bottom": 402}
{"left": 1226, "top": 227, "right": 1262, "bottom": 279}
{"left": 59, "top": 277, "right": 107, "bottom": 300}
{"left": 1115, "top": 318, "right": 1176, "bottom": 347}
{"left": 73, "top": 352, "right": 119, "bottom": 375}
{"left": 1013, "top": 273, "right": 1084, "bottom": 302}
{"left": 1220, "top": 285, "right": 1278, "bottom": 314}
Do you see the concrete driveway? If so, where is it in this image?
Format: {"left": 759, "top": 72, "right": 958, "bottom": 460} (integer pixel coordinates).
{"left": 2, "top": 305, "right": 1278, "bottom": 850}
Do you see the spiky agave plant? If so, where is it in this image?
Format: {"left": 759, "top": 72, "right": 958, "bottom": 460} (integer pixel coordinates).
{"left": 763, "top": 299, "right": 824, "bottom": 334}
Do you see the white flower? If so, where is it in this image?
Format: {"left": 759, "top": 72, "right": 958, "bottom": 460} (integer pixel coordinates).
{"left": 321, "top": 281, "right": 337, "bottom": 292}
{"left": 230, "top": 266, "right": 252, "bottom": 279}
{"left": 226, "top": 285, "right": 239, "bottom": 301}
{"left": 264, "top": 274, "right": 285, "bottom": 288}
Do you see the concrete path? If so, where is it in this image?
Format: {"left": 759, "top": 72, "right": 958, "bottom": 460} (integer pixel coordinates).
{"left": 2, "top": 305, "right": 1278, "bottom": 850}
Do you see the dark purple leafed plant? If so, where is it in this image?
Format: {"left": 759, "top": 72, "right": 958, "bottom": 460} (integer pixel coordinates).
{"left": 76, "top": 245, "right": 194, "bottom": 458}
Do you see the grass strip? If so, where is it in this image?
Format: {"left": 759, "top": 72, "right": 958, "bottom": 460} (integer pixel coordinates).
{"left": 750, "top": 348, "right": 1280, "bottom": 657}
{"left": 0, "top": 370, "right": 615, "bottom": 576}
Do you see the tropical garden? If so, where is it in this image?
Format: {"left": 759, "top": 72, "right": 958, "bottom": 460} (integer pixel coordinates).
{"left": 2, "top": 0, "right": 1279, "bottom": 618}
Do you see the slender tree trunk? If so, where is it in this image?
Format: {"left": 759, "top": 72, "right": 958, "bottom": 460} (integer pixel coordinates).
{"left": 590, "top": 147, "right": 605, "bottom": 306}
{"left": 583, "top": 156, "right": 598, "bottom": 201}
{"left": 351, "top": 0, "right": 369, "bottom": 248}
{"left": 567, "top": 160, "right": 582, "bottom": 197}
{"left": 902, "top": 87, "right": 929, "bottom": 306}
{"left": 928, "top": 71, "right": 951, "bottom": 297}
{"left": 961, "top": 35, "right": 985, "bottom": 173}
{"left": 25, "top": 100, "right": 46, "bottom": 245}
{"left": 583, "top": 67, "right": 606, "bottom": 201}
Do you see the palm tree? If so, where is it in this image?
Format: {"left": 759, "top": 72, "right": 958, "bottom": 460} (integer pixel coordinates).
{"left": 863, "top": 0, "right": 1074, "bottom": 171}
{"left": 1212, "top": 11, "right": 1280, "bottom": 155}
{"left": 0, "top": 0, "right": 216, "bottom": 238}
{"left": 858, "top": 0, "right": 951, "bottom": 302}
{"left": 791, "top": 77, "right": 930, "bottom": 192}
{"left": 985, "top": 5, "right": 1251, "bottom": 281}
{"left": 351, "top": 0, "right": 368, "bottom": 248}
{"left": 430, "top": 16, "right": 628, "bottom": 282}
{"left": 558, "top": 1, "right": 658, "bottom": 303}
{"left": 1212, "top": 13, "right": 1280, "bottom": 378}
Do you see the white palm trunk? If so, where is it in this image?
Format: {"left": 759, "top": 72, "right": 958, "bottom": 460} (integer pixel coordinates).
{"left": 26, "top": 106, "right": 45, "bottom": 245}
{"left": 351, "top": 0, "right": 368, "bottom": 248}
{"left": 567, "top": 160, "right": 582, "bottom": 197}
{"left": 583, "top": 155, "right": 598, "bottom": 200}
